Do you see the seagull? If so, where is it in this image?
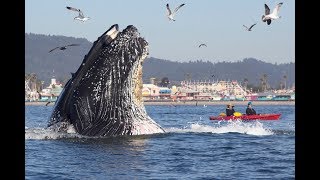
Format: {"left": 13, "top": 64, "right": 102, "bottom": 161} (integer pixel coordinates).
{"left": 66, "top": 6, "right": 90, "bottom": 22}
{"left": 262, "top": 2, "right": 283, "bottom": 25}
{"left": 243, "top": 23, "right": 257, "bottom": 31}
{"left": 198, "top": 43, "right": 207, "bottom": 48}
{"left": 166, "top": 3, "right": 185, "bottom": 21}
{"left": 49, "top": 44, "right": 80, "bottom": 53}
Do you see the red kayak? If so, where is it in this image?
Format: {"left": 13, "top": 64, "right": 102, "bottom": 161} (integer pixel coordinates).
{"left": 209, "top": 114, "right": 281, "bottom": 121}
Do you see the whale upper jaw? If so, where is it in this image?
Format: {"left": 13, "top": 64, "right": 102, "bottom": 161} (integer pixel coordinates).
{"left": 106, "top": 24, "right": 119, "bottom": 38}
{"left": 47, "top": 24, "right": 165, "bottom": 137}
{"left": 100, "top": 24, "right": 119, "bottom": 46}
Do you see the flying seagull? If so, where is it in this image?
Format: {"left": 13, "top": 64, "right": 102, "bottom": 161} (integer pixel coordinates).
{"left": 198, "top": 43, "right": 207, "bottom": 48}
{"left": 49, "top": 44, "right": 80, "bottom": 53}
{"left": 166, "top": 3, "right": 185, "bottom": 21}
{"left": 262, "top": 2, "right": 283, "bottom": 25}
{"left": 66, "top": 6, "right": 90, "bottom": 22}
{"left": 243, "top": 23, "right": 257, "bottom": 31}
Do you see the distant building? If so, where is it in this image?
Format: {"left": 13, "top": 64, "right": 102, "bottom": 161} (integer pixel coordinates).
{"left": 142, "top": 84, "right": 160, "bottom": 100}
{"left": 176, "top": 80, "right": 248, "bottom": 101}
{"left": 40, "top": 78, "right": 63, "bottom": 102}
{"left": 159, "top": 87, "right": 171, "bottom": 99}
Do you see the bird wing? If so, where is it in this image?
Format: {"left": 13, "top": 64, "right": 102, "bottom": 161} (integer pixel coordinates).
{"left": 264, "top": 4, "right": 270, "bottom": 15}
{"left": 48, "top": 47, "right": 60, "bottom": 53}
{"left": 65, "top": 44, "right": 80, "bottom": 47}
{"left": 78, "top": 10, "right": 85, "bottom": 18}
{"left": 249, "top": 23, "right": 257, "bottom": 30}
{"left": 173, "top": 4, "right": 185, "bottom": 14}
{"left": 272, "top": 2, "right": 283, "bottom": 16}
{"left": 243, "top": 25, "right": 249, "bottom": 29}
{"left": 66, "top": 6, "right": 80, "bottom": 13}
{"left": 166, "top": 4, "right": 172, "bottom": 15}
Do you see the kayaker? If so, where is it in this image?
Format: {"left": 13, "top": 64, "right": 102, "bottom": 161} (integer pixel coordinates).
{"left": 226, "top": 103, "right": 235, "bottom": 116}
{"left": 246, "top": 101, "right": 256, "bottom": 115}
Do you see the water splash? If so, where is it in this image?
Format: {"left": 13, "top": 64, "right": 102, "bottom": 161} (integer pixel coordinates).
{"left": 26, "top": 120, "right": 274, "bottom": 140}
{"left": 25, "top": 127, "right": 83, "bottom": 140}
{"left": 165, "top": 120, "right": 274, "bottom": 136}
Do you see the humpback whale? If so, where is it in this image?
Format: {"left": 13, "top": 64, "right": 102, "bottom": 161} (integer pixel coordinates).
{"left": 47, "top": 24, "right": 165, "bottom": 136}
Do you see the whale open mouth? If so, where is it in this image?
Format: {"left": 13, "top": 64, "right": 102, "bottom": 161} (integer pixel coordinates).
{"left": 48, "top": 24, "right": 164, "bottom": 136}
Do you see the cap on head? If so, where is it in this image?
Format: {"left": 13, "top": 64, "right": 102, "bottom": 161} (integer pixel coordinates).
{"left": 248, "top": 101, "right": 252, "bottom": 105}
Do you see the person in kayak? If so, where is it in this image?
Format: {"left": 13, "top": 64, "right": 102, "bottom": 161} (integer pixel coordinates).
{"left": 246, "top": 101, "right": 256, "bottom": 115}
{"left": 226, "top": 103, "right": 235, "bottom": 116}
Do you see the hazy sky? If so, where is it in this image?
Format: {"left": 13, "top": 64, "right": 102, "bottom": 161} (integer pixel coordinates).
{"left": 25, "top": 0, "right": 295, "bottom": 64}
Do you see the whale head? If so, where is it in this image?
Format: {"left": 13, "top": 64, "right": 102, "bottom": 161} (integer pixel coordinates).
{"left": 48, "top": 24, "right": 165, "bottom": 136}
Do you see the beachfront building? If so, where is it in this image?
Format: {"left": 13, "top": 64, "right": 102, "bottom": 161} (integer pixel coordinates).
{"left": 159, "top": 87, "right": 171, "bottom": 99}
{"left": 245, "top": 93, "right": 259, "bottom": 101}
{"left": 39, "top": 78, "right": 63, "bottom": 102}
{"left": 142, "top": 84, "right": 172, "bottom": 100}
{"left": 141, "top": 80, "right": 294, "bottom": 101}
{"left": 142, "top": 84, "right": 160, "bottom": 100}
{"left": 194, "top": 92, "right": 212, "bottom": 100}
{"left": 176, "top": 80, "right": 248, "bottom": 101}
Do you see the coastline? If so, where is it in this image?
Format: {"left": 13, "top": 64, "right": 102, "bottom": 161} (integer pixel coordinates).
{"left": 25, "top": 100, "right": 295, "bottom": 106}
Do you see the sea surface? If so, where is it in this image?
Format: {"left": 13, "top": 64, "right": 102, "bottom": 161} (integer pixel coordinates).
{"left": 25, "top": 104, "right": 295, "bottom": 179}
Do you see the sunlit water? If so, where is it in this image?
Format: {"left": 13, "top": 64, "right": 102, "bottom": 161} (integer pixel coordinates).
{"left": 25, "top": 104, "right": 295, "bottom": 179}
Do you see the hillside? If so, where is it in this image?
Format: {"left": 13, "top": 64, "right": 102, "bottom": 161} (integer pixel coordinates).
{"left": 25, "top": 33, "right": 295, "bottom": 88}
{"left": 143, "top": 57, "right": 295, "bottom": 88}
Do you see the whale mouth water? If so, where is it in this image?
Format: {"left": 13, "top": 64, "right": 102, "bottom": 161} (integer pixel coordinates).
{"left": 48, "top": 24, "right": 165, "bottom": 136}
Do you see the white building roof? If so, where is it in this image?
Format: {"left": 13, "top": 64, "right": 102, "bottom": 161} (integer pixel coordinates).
{"left": 143, "top": 84, "right": 159, "bottom": 88}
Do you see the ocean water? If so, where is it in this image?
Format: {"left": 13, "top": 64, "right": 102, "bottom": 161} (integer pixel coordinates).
{"left": 25, "top": 104, "right": 295, "bottom": 179}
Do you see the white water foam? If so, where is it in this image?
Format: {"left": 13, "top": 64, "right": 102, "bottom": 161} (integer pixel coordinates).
{"left": 25, "top": 126, "right": 83, "bottom": 140}
{"left": 26, "top": 120, "right": 273, "bottom": 140}
{"left": 165, "top": 120, "right": 274, "bottom": 136}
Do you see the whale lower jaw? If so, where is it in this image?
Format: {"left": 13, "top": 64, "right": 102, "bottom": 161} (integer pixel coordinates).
{"left": 128, "top": 54, "right": 165, "bottom": 135}
{"left": 49, "top": 119, "right": 165, "bottom": 136}
{"left": 129, "top": 118, "right": 165, "bottom": 135}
